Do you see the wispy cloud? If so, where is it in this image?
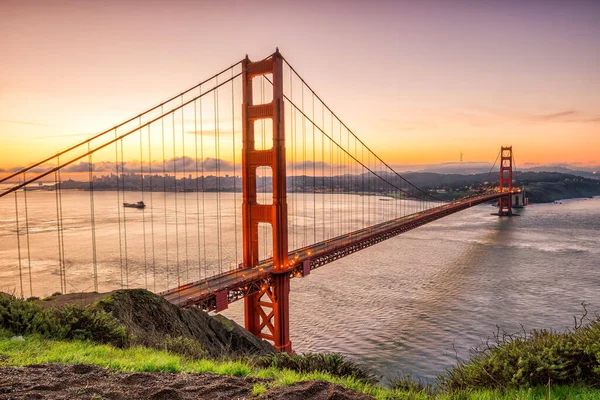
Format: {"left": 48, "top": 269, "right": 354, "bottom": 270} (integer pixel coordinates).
{"left": 32, "top": 133, "right": 95, "bottom": 140}
{"left": 61, "top": 156, "right": 235, "bottom": 174}
{"left": 0, "top": 119, "right": 53, "bottom": 128}
{"left": 532, "top": 110, "right": 577, "bottom": 121}
{"left": 524, "top": 110, "right": 600, "bottom": 124}
{"left": 0, "top": 164, "right": 54, "bottom": 174}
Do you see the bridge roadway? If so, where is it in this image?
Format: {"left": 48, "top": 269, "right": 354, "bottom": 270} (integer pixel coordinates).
{"left": 160, "top": 191, "right": 512, "bottom": 311}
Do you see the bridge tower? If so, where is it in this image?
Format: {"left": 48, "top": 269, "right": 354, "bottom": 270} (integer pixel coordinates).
{"left": 241, "top": 50, "right": 292, "bottom": 353}
{"left": 498, "top": 146, "right": 513, "bottom": 216}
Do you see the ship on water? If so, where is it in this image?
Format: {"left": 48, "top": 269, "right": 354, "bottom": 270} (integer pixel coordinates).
{"left": 123, "top": 201, "right": 146, "bottom": 209}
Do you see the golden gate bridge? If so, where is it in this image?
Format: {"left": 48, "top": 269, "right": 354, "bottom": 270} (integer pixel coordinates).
{"left": 0, "top": 50, "right": 519, "bottom": 353}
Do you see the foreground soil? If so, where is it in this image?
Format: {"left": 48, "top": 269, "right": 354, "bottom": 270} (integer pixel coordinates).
{"left": 0, "top": 364, "right": 372, "bottom": 400}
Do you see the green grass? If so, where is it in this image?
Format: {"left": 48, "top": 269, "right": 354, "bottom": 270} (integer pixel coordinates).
{"left": 0, "top": 333, "right": 598, "bottom": 399}
{"left": 434, "top": 386, "right": 600, "bottom": 399}
{"left": 0, "top": 333, "right": 416, "bottom": 398}
{"left": 252, "top": 383, "right": 267, "bottom": 396}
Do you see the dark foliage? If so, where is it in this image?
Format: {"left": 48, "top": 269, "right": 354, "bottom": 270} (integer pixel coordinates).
{"left": 0, "top": 293, "right": 128, "bottom": 347}
{"left": 256, "top": 352, "right": 376, "bottom": 383}
{"left": 439, "top": 309, "right": 600, "bottom": 390}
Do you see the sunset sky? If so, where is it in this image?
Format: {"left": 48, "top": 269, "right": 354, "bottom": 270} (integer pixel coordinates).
{"left": 1, "top": 0, "right": 599, "bottom": 172}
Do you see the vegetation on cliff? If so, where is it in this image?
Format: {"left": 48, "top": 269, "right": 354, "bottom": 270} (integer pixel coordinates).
{"left": 1, "top": 291, "right": 600, "bottom": 399}
{"left": 439, "top": 307, "right": 600, "bottom": 391}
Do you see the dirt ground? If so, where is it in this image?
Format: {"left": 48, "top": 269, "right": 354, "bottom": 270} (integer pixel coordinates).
{"left": 0, "top": 364, "right": 373, "bottom": 400}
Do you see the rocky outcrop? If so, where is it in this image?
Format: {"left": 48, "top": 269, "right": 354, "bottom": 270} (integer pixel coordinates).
{"left": 41, "top": 289, "right": 274, "bottom": 358}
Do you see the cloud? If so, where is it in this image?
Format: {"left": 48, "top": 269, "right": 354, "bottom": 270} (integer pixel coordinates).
{"left": 0, "top": 165, "right": 53, "bottom": 174}
{"left": 533, "top": 110, "right": 577, "bottom": 121}
{"left": 32, "top": 133, "right": 95, "bottom": 140}
{"left": 524, "top": 110, "right": 600, "bottom": 124}
{"left": 61, "top": 156, "right": 235, "bottom": 174}
{"left": 0, "top": 119, "right": 53, "bottom": 128}
{"left": 286, "top": 160, "right": 332, "bottom": 170}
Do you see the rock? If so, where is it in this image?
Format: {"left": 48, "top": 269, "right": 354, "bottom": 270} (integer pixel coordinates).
{"left": 97, "top": 289, "right": 275, "bottom": 358}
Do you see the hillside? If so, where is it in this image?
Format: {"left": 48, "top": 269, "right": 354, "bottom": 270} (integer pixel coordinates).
{"left": 402, "top": 171, "right": 600, "bottom": 203}
{"left": 38, "top": 289, "right": 274, "bottom": 358}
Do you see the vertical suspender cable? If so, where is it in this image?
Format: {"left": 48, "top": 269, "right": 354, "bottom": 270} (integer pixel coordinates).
{"left": 361, "top": 146, "right": 365, "bottom": 228}
{"left": 215, "top": 79, "right": 223, "bottom": 274}
{"left": 172, "top": 112, "right": 180, "bottom": 287}
{"left": 302, "top": 83, "right": 306, "bottom": 247}
{"left": 200, "top": 97, "right": 207, "bottom": 279}
{"left": 22, "top": 172, "right": 33, "bottom": 296}
{"left": 312, "top": 92, "right": 316, "bottom": 244}
{"left": 57, "top": 167, "right": 67, "bottom": 292}
{"left": 54, "top": 170, "right": 64, "bottom": 293}
{"left": 329, "top": 115, "right": 333, "bottom": 238}
{"left": 290, "top": 70, "right": 296, "bottom": 250}
{"left": 194, "top": 100, "right": 202, "bottom": 279}
{"left": 148, "top": 125, "right": 156, "bottom": 291}
{"left": 182, "top": 107, "right": 189, "bottom": 282}
{"left": 321, "top": 103, "right": 325, "bottom": 242}
{"left": 139, "top": 122, "right": 148, "bottom": 289}
{"left": 120, "top": 141, "right": 129, "bottom": 288}
{"left": 114, "top": 134, "right": 124, "bottom": 288}
{"left": 232, "top": 75, "right": 239, "bottom": 268}
{"left": 88, "top": 145, "right": 98, "bottom": 292}
{"left": 161, "top": 109, "right": 169, "bottom": 288}
{"left": 14, "top": 191, "right": 24, "bottom": 297}
{"left": 261, "top": 78, "right": 267, "bottom": 259}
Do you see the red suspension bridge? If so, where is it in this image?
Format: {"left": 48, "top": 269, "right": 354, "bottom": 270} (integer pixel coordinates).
{"left": 0, "top": 50, "right": 520, "bottom": 353}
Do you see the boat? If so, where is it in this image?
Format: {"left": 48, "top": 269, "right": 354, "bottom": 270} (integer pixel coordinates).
{"left": 123, "top": 201, "right": 146, "bottom": 209}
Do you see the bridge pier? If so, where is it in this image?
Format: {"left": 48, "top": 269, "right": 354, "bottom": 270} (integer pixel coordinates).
{"left": 241, "top": 50, "right": 292, "bottom": 353}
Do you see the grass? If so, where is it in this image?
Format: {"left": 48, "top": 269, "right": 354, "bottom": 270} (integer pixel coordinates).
{"left": 1, "top": 332, "right": 598, "bottom": 399}
{"left": 252, "top": 383, "right": 267, "bottom": 396}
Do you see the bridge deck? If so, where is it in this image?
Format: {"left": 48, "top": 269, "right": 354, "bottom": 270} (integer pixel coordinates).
{"left": 160, "top": 192, "right": 510, "bottom": 311}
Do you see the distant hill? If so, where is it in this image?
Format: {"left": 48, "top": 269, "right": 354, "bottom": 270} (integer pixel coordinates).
{"left": 399, "top": 171, "right": 600, "bottom": 203}
{"left": 394, "top": 162, "right": 600, "bottom": 180}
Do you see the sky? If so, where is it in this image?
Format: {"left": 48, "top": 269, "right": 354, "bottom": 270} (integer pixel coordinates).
{"left": 1, "top": 0, "right": 599, "bottom": 173}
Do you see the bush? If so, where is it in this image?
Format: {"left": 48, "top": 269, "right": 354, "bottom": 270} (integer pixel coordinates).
{"left": 0, "top": 293, "right": 128, "bottom": 347}
{"left": 256, "top": 352, "right": 375, "bottom": 383}
{"left": 163, "top": 335, "right": 208, "bottom": 360}
{"left": 391, "top": 373, "right": 432, "bottom": 394}
{"left": 439, "top": 313, "right": 600, "bottom": 390}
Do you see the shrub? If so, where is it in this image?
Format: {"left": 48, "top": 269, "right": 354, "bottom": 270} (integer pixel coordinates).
{"left": 0, "top": 293, "right": 128, "bottom": 347}
{"left": 391, "top": 372, "right": 432, "bottom": 395}
{"left": 163, "top": 335, "right": 208, "bottom": 360}
{"left": 439, "top": 314, "right": 600, "bottom": 390}
{"left": 256, "top": 352, "right": 375, "bottom": 383}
